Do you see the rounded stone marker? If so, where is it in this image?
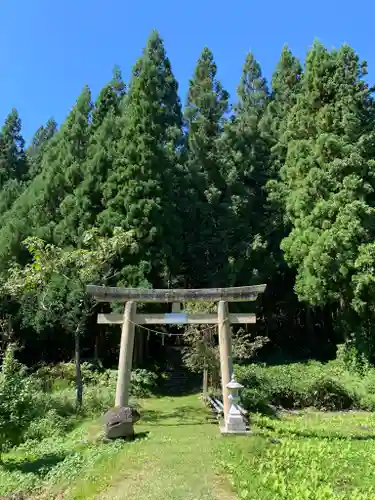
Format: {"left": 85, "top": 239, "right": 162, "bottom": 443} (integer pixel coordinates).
{"left": 104, "top": 406, "right": 140, "bottom": 440}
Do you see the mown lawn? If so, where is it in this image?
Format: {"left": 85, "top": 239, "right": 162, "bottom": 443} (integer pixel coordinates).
{"left": 1, "top": 395, "right": 375, "bottom": 499}
{"left": 0, "top": 395, "right": 233, "bottom": 500}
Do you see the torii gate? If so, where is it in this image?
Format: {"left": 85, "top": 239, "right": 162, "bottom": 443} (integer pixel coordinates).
{"left": 87, "top": 284, "right": 266, "bottom": 429}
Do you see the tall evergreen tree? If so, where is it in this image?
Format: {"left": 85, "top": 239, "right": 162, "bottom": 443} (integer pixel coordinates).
{"left": 256, "top": 47, "right": 317, "bottom": 357}
{"left": 260, "top": 46, "right": 303, "bottom": 263}
{"left": 0, "top": 87, "right": 92, "bottom": 267}
{"left": 27, "top": 118, "right": 58, "bottom": 179}
{"left": 260, "top": 46, "right": 303, "bottom": 255}
{"left": 218, "top": 52, "right": 269, "bottom": 285}
{"left": 0, "top": 109, "right": 27, "bottom": 187}
{"left": 279, "top": 42, "right": 375, "bottom": 355}
{"left": 260, "top": 46, "right": 302, "bottom": 177}
{"left": 55, "top": 68, "right": 126, "bottom": 245}
{"left": 99, "top": 31, "right": 184, "bottom": 287}
{"left": 0, "top": 110, "right": 28, "bottom": 217}
{"left": 183, "top": 47, "right": 229, "bottom": 287}
{"left": 33, "top": 86, "right": 92, "bottom": 242}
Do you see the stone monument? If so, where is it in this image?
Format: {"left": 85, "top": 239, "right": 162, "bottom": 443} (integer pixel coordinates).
{"left": 104, "top": 406, "right": 140, "bottom": 441}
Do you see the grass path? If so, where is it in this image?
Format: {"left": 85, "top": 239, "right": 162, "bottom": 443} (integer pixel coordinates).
{"left": 55, "top": 395, "right": 236, "bottom": 500}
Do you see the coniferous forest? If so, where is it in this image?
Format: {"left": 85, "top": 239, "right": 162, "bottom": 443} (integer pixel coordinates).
{"left": 1, "top": 30, "right": 375, "bottom": 368}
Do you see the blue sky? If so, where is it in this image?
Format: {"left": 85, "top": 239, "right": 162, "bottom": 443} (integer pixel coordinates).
{"left": 1, "top": 0, "right": 373, "bottom": 143}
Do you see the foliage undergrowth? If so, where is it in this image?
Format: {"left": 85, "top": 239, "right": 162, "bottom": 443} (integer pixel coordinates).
{"left": 235, "top": 352, "right": 375, "bottom": 413}
{"left": 0, "top": 345, "right": 158, "bottom": 453}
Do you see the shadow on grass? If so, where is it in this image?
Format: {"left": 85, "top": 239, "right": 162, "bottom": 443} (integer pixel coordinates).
{"left": 249, "top": 404, "right": 280, "bottom": 419}
{"left": 1, "top": 452, "right": 67, "bottom": 477}
{"left": 133, "top": 431, "right": 150, "bottom": 440}
{"left": 140, "top": 405, "right": 206, "bottom": 426}
{"left": 153, "top": 384, "right": 202, "bottom": 398}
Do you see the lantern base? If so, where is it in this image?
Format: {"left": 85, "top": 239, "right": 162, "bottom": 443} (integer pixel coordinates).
{"left": 220, "top": 423, "right": 252, "bottom": 435}
{"left": 219, "top": 416, "right": 251, "bottom": 435}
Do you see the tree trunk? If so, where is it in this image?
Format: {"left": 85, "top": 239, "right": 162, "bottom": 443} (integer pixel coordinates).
{"left": 306, "top": 305, "right": 316, "bottom": 354}
{"left": 133, "top": 329, "right": 144, "bottom": 367}
{"left": 75, "top": 326, "right": 83, "bottom": 407}
{"left": 203, "top": 366, "right": 208, "bottom": 400}
{"left": 339, "top": 297, "right": 349, "bottom": 342}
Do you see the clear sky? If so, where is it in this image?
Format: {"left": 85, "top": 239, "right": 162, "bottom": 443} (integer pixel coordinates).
{"left": 0, "top": 0, "right": 373, "bottom": 143}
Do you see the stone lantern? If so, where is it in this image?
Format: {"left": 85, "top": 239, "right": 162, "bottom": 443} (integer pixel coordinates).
{"left": 222, "top": 376, "right": 249, "bottom": 435}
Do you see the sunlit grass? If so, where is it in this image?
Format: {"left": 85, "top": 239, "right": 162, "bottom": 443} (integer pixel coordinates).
{"left": 0, "top": 395, "right": 232, "bottom": 500}
{"left": 217, "top": 410, "right": 375, "bottom": 499}
{"left": 1, "top": 396, "right": 375, "bottom": 499}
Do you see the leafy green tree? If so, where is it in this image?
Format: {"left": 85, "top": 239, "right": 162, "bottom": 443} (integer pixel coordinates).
{"left": 182, "top": 302, "right": 268, "bottom": 389}
{"left": 183, "top": 47, "right": 229, "bottom": 287}
{"left": 4, "top": 227, "right": 139, "bottom": 406}
{"left": 100, "top": 31, "right": 184, "bottom": 287}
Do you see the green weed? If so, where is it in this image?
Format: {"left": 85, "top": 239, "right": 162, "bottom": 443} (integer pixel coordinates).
{"left": 217, "top": 410, "right": 375, "bottom": 499}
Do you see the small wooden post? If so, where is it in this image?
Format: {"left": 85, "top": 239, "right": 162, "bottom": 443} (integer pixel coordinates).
{"left": 218, "top": 300, "right": 232, "bottom": 421}
{"left": 115, "top": 301, "right": 137, "bottom": 407}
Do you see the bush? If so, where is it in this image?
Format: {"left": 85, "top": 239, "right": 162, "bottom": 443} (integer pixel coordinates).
{"left": 33, "top": 365, "right": 156, "bottom": 419}
{"left": 130, "top": 369, "right": 158, "bottom": 397}
{"left": 235, "top": 360, "right": 373, "bottom": 412}
{"left": 0, "top": 356, "right": 158, "bottom": 450}
{"left": 309, "top": 376, "right": 358, "bottom": 410}
{"left": 32, "top": 361, "right": 102, "bottom": 391}
{"left": 0, "top": 345, "right": 38, "bottom": 453}
{"left": 33, "top": 362, "right": 158, "bottom": 398}
{"left": 23, "top": 409, "right": 71, "bottom": 440}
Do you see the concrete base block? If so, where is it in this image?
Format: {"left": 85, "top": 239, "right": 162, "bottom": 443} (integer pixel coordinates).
{"left": 219, "top": 423, "right": 252, "bottom": 435}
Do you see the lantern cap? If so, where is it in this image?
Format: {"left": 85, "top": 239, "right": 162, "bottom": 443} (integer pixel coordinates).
{"left": 226, "top": 376, "right": 243, "bottom": 390}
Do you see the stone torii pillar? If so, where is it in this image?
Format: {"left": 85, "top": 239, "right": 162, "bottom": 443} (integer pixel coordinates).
{"left": 115, "top": 301, "right": 137, "bottom": 407}
{"left": 218, "top": 300, "right": 232, "bottom": 420}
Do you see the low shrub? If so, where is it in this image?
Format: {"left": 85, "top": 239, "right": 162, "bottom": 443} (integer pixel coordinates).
{"left": 309, "top": 376, "right": 358, "bottom": 410}
{"left": 23, "top": 409, "right": 71, "bottom": 440}
{"left": 235, "top": 360, "right": 375, "bottom": 412}
{"left": 0, "top": 353, "right": 158, "bottom": 449}
{"left": 0, "top": 345, "right": 39, "bottom": 453}
{"left": 33, "top": 362, "right": 158, "bottom": 398}
{"left": 32, "top": 361, "right": 103, "bottom": 391}
{"left": 130, "top": 368, "right": 158, "bottom": 397}
{"left": 32, "top": 365, "right": 156, "bottom": 422}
